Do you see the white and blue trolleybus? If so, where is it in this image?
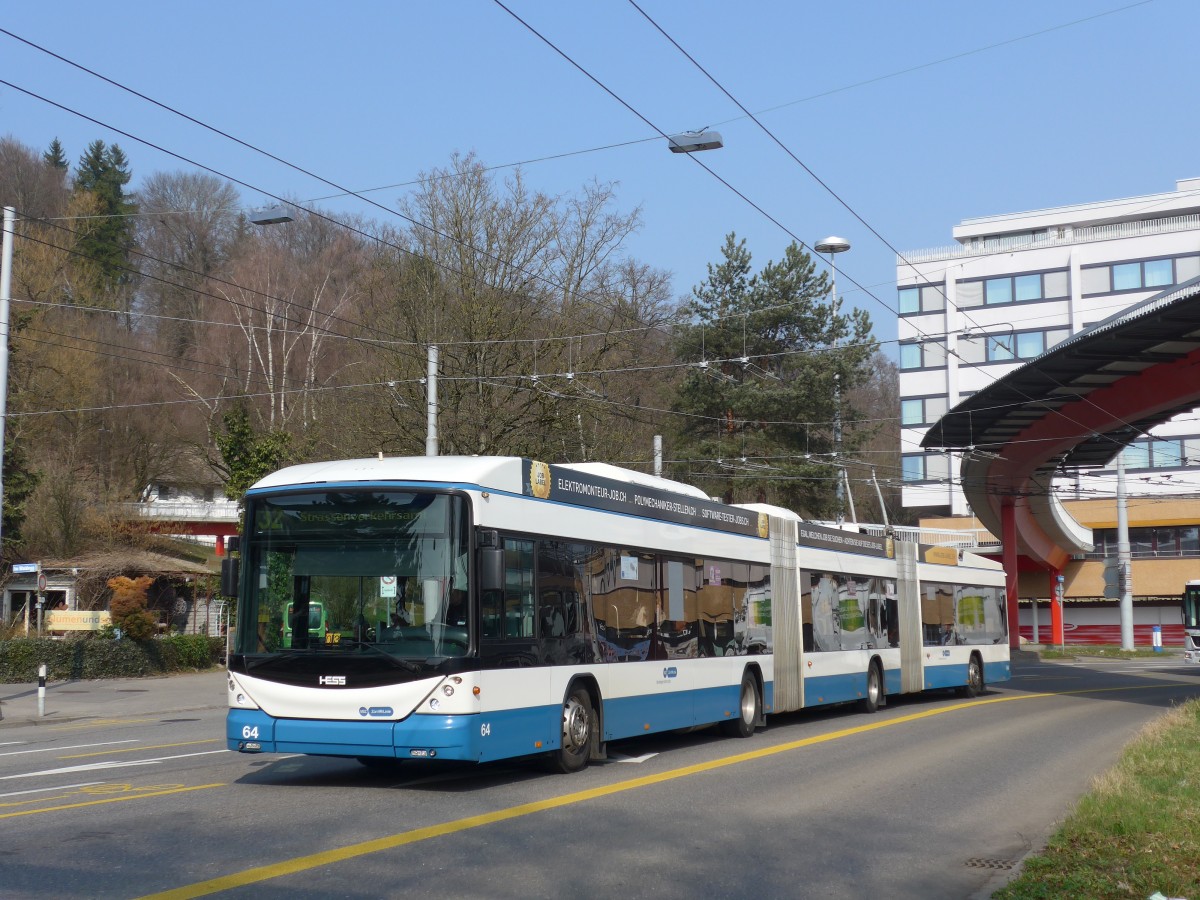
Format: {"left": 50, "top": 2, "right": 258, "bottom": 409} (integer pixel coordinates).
{"left": 225, "top": 456, "right": 1010, "bottom": 772}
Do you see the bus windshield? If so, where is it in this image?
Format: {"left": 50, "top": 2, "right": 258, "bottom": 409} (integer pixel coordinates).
{"left": 236, "top": 490, "right": 470, "bottom": 660}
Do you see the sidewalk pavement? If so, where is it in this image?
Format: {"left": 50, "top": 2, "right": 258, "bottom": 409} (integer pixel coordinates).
{"left": 0, "top": 668, "right": 228, "bottom": 726}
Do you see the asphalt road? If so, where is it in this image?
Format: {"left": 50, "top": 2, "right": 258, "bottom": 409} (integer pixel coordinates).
{"left": 1, "top": 656, "right": 1197, "bottom": 899}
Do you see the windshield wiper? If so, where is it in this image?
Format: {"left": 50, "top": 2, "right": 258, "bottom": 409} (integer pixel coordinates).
{"left": 329, "top": 638, "right": 425, "bottom": 672}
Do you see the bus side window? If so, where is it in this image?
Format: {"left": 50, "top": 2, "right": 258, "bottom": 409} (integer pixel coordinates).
{"left": 481, "top": 589, "right": 504, "bottom": 637}
{"left": 504, "top": 539, "right": 535, "bottom": 638}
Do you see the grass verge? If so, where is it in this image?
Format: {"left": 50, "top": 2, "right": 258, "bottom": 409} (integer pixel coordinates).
{"left": 1037, "top": 645, "right": 1176, "bottom": 660}
{"left": 994, "top": 697, "right": 1200, "bottom": 899}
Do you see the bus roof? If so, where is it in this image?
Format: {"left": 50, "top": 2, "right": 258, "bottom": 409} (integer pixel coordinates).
{"left": 250, "top": 456, "right": 531, "bottom": 493}
{"left": 250, "top": 456, "right": 716, "bottom": 500}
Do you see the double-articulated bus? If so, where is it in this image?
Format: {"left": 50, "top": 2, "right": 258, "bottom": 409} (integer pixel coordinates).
{"left": 224, "top": 457, "right": 1009, "bottom": 772}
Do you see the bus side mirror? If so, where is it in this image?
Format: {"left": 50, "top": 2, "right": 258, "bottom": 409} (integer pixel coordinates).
{"left": 479, "top": 547, "right": 503, "bottom": 593}
{"left": 221, "top": 556, "right": 240, "bottom": 599}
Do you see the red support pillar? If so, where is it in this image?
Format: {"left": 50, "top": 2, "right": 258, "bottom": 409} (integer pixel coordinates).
{"left": 1002, "top": 498, "right": 1020, "bottom": 651}
{"left": 215, "top": 535, "right": 225, "bottom": 557}
{"left": 1049, "top": 569, "right": 1065, "bottom": 646}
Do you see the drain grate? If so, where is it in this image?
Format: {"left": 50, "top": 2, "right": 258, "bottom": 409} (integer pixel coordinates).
{"left": 965, "top": 858, "right": 1017, "bottom": 871}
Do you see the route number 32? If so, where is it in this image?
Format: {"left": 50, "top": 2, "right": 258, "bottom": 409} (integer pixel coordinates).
{"left": 242, "top": 725, "right": 260, "bottom": 739}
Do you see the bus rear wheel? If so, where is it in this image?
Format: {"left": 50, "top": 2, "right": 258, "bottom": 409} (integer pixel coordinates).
{"left": 720, "top": 671, "right": 759, "bottom": 738}
{"left": 548, "top": 686, "right": 594, "bottom": 774}
{"left": 959, "top": 655, "right": 984, "bottom": 698}
{"left": 859, "top": 661, "right": 882, "bottom": 714}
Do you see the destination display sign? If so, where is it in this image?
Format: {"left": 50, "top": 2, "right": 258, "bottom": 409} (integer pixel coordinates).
{"left": 522, "top": 460, "right": 767, "bottom": 539}
{"left": 797, "top": 522, "right": 888, "bottom": 557}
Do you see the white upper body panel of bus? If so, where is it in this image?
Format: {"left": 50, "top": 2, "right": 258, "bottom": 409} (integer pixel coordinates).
{"left": 249, "top": 456, "right": 529, "bottom": 494}
{"left": 250, "top": 455, "right": 714, "bottom": 501}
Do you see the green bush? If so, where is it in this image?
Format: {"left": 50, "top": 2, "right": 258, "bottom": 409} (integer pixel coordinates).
{"left": 0, "top": 633, "right": 224, "bottom": 683}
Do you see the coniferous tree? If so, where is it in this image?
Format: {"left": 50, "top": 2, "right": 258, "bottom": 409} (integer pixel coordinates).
{"left": 72, "top": 140, "right": 137, "bottom": 308}
{"left": 669, "top": 233, "right": 877, "bottom": 517}
{"left": 43, "top": 138, "right": 69, "bottom": 171}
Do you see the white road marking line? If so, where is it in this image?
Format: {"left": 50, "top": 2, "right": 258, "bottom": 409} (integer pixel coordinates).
{"left": 0, "top": 749, "right": 230, "bottom": 780}
{"left": 0, "top": 781, "right": 106, "bottom": 798}
{"left": 0, "top": 740, "right": 138, "bottom": 757}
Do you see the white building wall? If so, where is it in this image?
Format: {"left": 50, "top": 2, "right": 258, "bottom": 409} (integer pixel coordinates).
{"left": 898, "top": 178, "right": 1200, "bottom": 516}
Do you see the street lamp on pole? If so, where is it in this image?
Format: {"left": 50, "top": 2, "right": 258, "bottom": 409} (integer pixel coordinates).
{"left": 814, "top": 235, "right": 851, "bottom": 308}
{"left": 815, "top": 236, "right": 851, "bottom": 524}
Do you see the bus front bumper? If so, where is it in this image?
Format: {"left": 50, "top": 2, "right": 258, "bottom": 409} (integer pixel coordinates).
{"left": 226, "top": 708, "right": 483, "bottom": 761}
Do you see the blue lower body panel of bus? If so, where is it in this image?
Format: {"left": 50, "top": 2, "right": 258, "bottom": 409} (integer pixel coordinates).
{"left": 227, "top": 708, "right": 489, "bottom": 761}
{"left": 228, "top": 680, "right": 774, "bottom": 763}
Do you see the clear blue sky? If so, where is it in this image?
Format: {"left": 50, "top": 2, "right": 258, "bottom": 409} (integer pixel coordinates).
{"left": 2, "top": 0, "right": 1195, "bottom": 352}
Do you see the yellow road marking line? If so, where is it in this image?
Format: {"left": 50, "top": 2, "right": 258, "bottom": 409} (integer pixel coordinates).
{"left": 140, "top": 680, "right": 1198, "bottom": 900}
{"left": 0, "top": 783, "right": 224, "bottom": 819}
{"left": 59, "top": 740, "right": 220, "bottom": 759}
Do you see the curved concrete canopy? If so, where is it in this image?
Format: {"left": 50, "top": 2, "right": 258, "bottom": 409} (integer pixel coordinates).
{"left": 923, "top": 276, "right": 1200, "bottom": 570}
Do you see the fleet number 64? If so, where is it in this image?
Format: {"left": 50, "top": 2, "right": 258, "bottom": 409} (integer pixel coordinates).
{"left": 242, "top": 725, "right": 259, "bottom": 739}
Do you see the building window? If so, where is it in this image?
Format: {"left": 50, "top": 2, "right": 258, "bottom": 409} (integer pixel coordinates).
{"left": 985, "top": 278, "right": 1012, "bottom": 305}
{"left": 902, "top": 455, "right": 926, "bottom": 481}
{"left": 958, "top": 327, "right": 1071, "bottom": 366}
{"left": 1016, "top": 331, "right": 1044, "bottom": 358}
{"left": 902, "top": 452, "right": 949, "bottom": 483}
{"left": 1145, "top": 258, "right": 1173, "bottom": 287}
{"left": 1043, "top": 271, "right": 1069, "bottom": 298}
{"left": 898, "top": 283, "right": 946, "bottom": 315}
{"left": 1112, "top": 262, "right": 1141, "bottom": 291}
{"left": 898, "top": 340, "right": 946, "bottom": 370}
{"left": 958, "top": 269, "right": 1068, "bottom": 308}
{"left": 900, "top": 396, "right": 948, "bottom": 427}
{"left": 1117, "top": 436, "right": 1197, "bottom": 470}
{"left": 1080, "top": 266, "right": 1110, "bottom": 294}
{"left": 1081, "top": 254, "right": 1198, "bottom": 296}
{"left": 957, "top": 281, "right": 984, "bottom": 308}
{"left": 986, "top": 335, "right": 1014, "bottom": 361}
{"left": 1093, "top": 525, "right": 1200, "bottom": 559}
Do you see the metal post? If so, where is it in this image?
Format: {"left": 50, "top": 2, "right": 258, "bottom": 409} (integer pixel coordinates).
{"left": 1117, "top": 455, "right": 1133, "bottom": 650}
{"left": 0, "top": 207, "right": 15, "bottom": 552}
{"left": 425, "top": 344, "right": 438, "bottom": 457}
{"left": 653, "top": 435, "right": 662, "bottom": 477}
{"left": 833, "top": 372, "right": 843, "bottom": 524}
{"left": 37, "top": 664, "right": 46, "bottom": 718}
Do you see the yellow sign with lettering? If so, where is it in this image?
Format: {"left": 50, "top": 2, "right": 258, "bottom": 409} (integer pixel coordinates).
{"left": 923, "top": 546, "right": 958, "bottom": 566}
{"left": 46, "top": 610, "right": 112, "bottom": 631}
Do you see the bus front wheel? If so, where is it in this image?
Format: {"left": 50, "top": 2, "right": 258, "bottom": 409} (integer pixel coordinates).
{"left": 548, "top": 686, "right": 594, "bottom": 774}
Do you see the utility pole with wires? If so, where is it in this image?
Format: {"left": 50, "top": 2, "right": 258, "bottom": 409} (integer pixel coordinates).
{"left": 0, "top": 206, "right": 15, "bottom": 555}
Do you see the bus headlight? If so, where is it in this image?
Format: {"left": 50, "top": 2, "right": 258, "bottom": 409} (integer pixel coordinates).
{"left": 429, "top": 697, "right": 441, "bottom": 711}
{"left": 442, "top": 684, "right": 455, "bottom": 697}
